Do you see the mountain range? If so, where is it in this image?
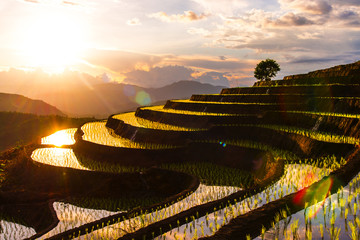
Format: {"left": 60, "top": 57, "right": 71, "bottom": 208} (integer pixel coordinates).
{"left": 0, "top": 69, "right": 225, "bottom": 117}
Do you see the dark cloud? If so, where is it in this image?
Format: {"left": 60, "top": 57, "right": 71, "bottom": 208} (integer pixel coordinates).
{"left": 346, "top": 20, "right": 360, "bottom": 26}
{"left": 273, "top": 13, "right": 314, "bottom": 26}
{"left": 279, "top": 0, "right": 332, "bottom": 15}
{"left": 338, "top": 10, "right": 357, "bottom": 19}
{"left": 331, "top": 0, "right": 360, "bottom": 6}
{"left": 289, "top": 57, "right": 339, "bottom": 64}
{"left": 313, "top": 1, "right": 333, "bottom": 14}
{"left": 335, "top": 10, "right": 360, "bottom": 27}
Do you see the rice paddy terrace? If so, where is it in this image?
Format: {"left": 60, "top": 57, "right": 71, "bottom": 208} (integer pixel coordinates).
{"left": 2, "top": 61, "right": 360, "bottom": 239}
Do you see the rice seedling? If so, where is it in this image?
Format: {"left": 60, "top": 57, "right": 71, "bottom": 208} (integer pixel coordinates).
{"left": 0, "top": 219, "right": 36, "bottom": 240}
{"left": 39, "top": 201, "right": 123, "bottom": 239}
{"left": 229, "top": 123, "right": 359, "bottom": 145}
{"left": 254, "top": 170, "right": 360, "bottom": 240}
{"left": 159, "top": 163, "right": 332, "bottom": 239}
{"left": 82, "top": 184, "right": 241, "bottom": 239}
{"left": 160, "top": 162, "right": 254, "bottom": 188}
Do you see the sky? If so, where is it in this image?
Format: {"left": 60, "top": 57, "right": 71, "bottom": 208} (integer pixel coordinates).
{"left": 0, "top": 0, "right": 359, "bottom": 87}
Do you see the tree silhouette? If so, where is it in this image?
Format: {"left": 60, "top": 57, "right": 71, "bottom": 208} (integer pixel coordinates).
{"left": 254, "top": 59, "right": 280, "bottom": 81}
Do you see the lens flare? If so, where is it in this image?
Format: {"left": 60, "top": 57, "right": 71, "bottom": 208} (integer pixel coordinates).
{"left": 135, "top": 91, "right": 151, "bottom": 105}
{"left": 293, "top": 176, "right": 334, "bottom": 218}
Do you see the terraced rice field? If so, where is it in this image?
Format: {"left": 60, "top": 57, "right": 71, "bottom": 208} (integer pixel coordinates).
{"left": 113, "top": 112, "right": 203, "bottom": 131}
{"left": 2, "top": 62, "right": 360, "bottom": 240}
{"left": 81, "top": 121, "right": 178, "bottom": 149}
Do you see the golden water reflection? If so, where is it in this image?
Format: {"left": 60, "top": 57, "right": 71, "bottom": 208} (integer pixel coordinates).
{"left": 41, "top": 128, "right": 77, "bottom": 146}
{"left": 31, "top": 148, "right": 88, "bottom": 170}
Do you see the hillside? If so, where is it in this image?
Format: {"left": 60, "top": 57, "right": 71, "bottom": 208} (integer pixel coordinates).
{"left": 0, "top": 112, "right": 94, "bottom": 151}
{"left": 0, "top": 93, "right": 64, "bottom": 116}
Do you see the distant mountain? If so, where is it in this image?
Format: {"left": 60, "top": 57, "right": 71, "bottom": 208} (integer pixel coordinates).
{"left": 148, "top": 80, "right": 225, "bottom": 101}
{"left": 0, "top": 93, "right": 65, "bottom": 116}
{"left": 38, "top": 81, "right": 224, "bottom": 118}
{"left": 0, "top": 69, "right": 225, "bottom": 118}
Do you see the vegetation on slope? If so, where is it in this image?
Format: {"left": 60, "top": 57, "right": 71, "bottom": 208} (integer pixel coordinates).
{"left": 0, "top": 92, "right": 65, "bottom": 116}
{"left": 0, "top": 112, "right": 95, "bottom": 151}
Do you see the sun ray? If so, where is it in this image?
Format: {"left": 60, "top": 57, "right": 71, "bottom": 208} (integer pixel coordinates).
{"left": 18, "top": 12, "right": 85, "bottom": 73}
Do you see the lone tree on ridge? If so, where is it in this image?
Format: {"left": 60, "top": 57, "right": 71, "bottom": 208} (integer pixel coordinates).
{"left": 254, "top": 59, "right": 280, "bottom": 81}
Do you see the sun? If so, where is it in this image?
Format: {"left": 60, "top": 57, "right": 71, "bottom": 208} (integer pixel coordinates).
{"left": 19, "top": 13, "right": 85, "bottom": 73}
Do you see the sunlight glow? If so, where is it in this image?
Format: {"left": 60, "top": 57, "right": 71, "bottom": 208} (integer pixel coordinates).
{"left": 19, "top": 13, "right": 85, "bottom": 73}
{"left": 41, "top": 128, "right": 77, "bottom": 146}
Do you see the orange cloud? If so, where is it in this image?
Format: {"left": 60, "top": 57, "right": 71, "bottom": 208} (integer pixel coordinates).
{"left": 149, "top": 11, "right": 210, "bottom": 23}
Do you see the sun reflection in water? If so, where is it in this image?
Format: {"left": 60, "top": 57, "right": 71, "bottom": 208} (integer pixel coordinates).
{"left": 41, "top": 128, "right": 77, "bottom": 146}
{"left": 31, "top": 148, "right": 88, "bottom": 170}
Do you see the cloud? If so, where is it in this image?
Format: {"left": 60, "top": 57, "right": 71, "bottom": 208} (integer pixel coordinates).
{"left": 289, "top": 57, "right": 339, "bottom": 64}
{"left": 123, "top": 65, "right": 194, "bottom": 87}
{"left": 296, "top": 31, "right": 322, "bottom": 39}
{"left": 23, "top": 0, "right": 39, "bottom": 3}
{"left": 149, "top": 11, "right": 210, "bottom": 23}
{"left": 187, "top": 27, "right": 212, "bottom": 37}
{"left": 191, "top": 0, "right": 249, "bottom": 15}
{"left": 193, "top": 71, "right": 230, "bottom": 86}
{"left": 123, "top": 65, "right": 236, "bottom": 88}
{"left": 22, "top": 0, "right": 80, "bottom": 6}
{"left": 83, "top": 49, "right": 163, "bottom": 73}
{"left": 127, "top": 18, "right": 142, "bottom": 26}
{"left": 338, "top": 10, "right": 357, "bottom": 19}
{"left": 82, "top": 50, "right": 253, "bottom": 87}
{"left": 331, "top": 0, "right": 360, "bottom": 6}
{"left": 279, "top": 0, "right": 333, "bottom": 15}
{"left": 333, "top": 9, "right": 360, "bottom": 27}
{"left": 271, "top": 12, "right": 314, "bottom": 26}
{"left": 179, "top": 58, "right": 253, "bottom": 72}
{"left": 62, "top": 1, "right": 79, "bottom": 6}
